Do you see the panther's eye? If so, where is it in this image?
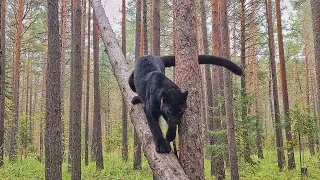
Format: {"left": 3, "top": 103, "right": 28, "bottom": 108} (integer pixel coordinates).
{"left": 178, "top": 110, "right": 184, "bottom": 115}
{"left": 167, "top": 110, "right": 172, "bottom": 114}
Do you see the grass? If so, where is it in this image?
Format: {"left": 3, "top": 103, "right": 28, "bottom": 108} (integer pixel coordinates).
{"left": 236, "top": 151, "right": 320, "bottom": 180}
{"left": 0, "top": 150, "right": 319, "bottom": 179}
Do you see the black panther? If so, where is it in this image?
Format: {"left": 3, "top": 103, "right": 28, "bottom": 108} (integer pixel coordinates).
{"left": 129, "top": 55, "right": 243, "bottom": 153}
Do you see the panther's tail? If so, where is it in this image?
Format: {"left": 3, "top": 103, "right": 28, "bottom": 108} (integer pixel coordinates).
{"left": 160, "top": 55, "right": 244, "bottom": 76}
{"left": 129, "top": 70, "right": 136, "bottom": 92}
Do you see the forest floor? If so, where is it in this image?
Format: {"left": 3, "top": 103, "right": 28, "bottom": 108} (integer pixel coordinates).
{"left": 0, "top": 150, "right": 319, "bottom": 179}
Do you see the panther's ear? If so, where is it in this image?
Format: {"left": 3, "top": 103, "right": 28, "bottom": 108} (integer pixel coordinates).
{"left": 182, "top": 91, "right": 188, "bottom": 101}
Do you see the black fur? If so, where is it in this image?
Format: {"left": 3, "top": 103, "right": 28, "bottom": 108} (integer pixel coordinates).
{"left": 129, "top": 54, "right": 243, "bottom": 153}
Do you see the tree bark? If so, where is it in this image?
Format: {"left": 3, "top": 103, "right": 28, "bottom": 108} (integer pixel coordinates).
{"left": 302, "top": 12, "right": 315, "bottom": 156}
{"left": 210, "top": 0, "right": 225, "bottom": 178}
{"left": 93, "top": 15, "right": 104, "bottom": 170}
{"left": 173, "top": 1, "right": 204, "bottom": 179}
{"left": 90, "top": 1, "right": 189, "bottom": 179}
{"left": 265, "top": 0, "right": 285, "bottom": 171}
{"left": 60, "top": 0, "right": 67, "bottom": 115}
{"left": 250, "top": 0, "right": 263, "bottom": 159}
{"left": 9, "top": 0, "right": 24, "bottom": 162}
{"left": 40, "top": 38, "right": 48, "bottom": 162}
{"left": 60, "top": 0, "right": 67, "bottom": 159}
{"left": 220, "top": 0, "right": 239, "bottom": 179}
{"left": 82, "top": 0, "right": 87, "bottom": 59}
{"left": 275, "top": 0, "right": 295, "bottom": 170}
{"left": 28, "top": 61, "right": 33, "bottom": 143}
{"left": 142, "top": 0, "right": 148, "bottom": 55}
{"left": 69, "top": 0, "right": 83, "bottom": 179}
{"left": 121, "top": 0, "right": 128, "bottom": 162}
{"left": 26, "top": 58, "right": 30, "bottom": 117}
{"left": 310, "top": 0, "right": 320, "bottom": 151}
{"left": 239, "top": 0, "right": 251, "bottom": 163}
{"left": 85, "top": 0, "right": 91, "bottom": 166}
{"left": 133, "top": 0, "right": 142, "bottom": 170}
{"left": 0, "top": 0, "right": 5, "bottom": 168}
{"left": 45, "top": 0, "right": 63, "bottom": 178}
{"left": 151, "top": 0, "right": 160, "bottom": 56}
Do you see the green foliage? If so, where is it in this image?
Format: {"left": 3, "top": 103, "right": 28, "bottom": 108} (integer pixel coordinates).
{"left": 232, "top": 85, "right": 261, "bottom": 158}
{"left": 290, "top": 101, "right": 318, "bottom": 135}
{"left": 0, "top": 152, "right": 153, "bottom": 180}
{"left": 235, "top": 151, "right": 320, "bottom": 180}
{"left": 17, "top": 115, "right": 35, "bottom": 157}
{"left": 105, "top": 120, "right": 123, "bottom": 153}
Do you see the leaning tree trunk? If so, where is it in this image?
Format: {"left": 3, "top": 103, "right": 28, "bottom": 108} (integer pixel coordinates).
{"left": 220, "top": 0, "right": 239, "bottom": 179}
{"left": 0, "top": 0, "right": 5, "bottom": 168}
{"left": 265, "top": 0, "right": 285, "bottom": 171}
{"left": 173, "top": 0, "right": 204, "bottom": 179}
{"left": 90, "top": 1, "right": 189, "bottom": 179}
{"left": 310, "top": 0, "right": 320, "bottom": 148}
{"left": 45, "top": 0, "right": 63, "bottom": 178}
{"left": 275, "top": 0, "right": 295, "bottom": 170}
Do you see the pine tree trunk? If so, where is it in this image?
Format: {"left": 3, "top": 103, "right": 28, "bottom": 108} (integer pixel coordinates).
{"left": 93, "top": 16, "right": 104, "bottom": 170}
{"left": 265, "top": 0, "right": 285, "bottom": 171}
{"left": 85, "top": 0, "right": 91, "bottom": 166}
{"left": 0, "top": 0, "right": 5, "bottom": 168}
{"left": 45, "top": 0, "right": 63, "bottom": 178}
{"left": 133, "top": 0, "right": 142, "bottom": 170}
{"left": 40, "top": 42, "right": 47, "bottom": 162}
{"left": 151, "top": 0, "right": 160, "bottom": 56}
{"left": 121, "top": 0, "right": 128, "bottom": 162}
{"left": 60, "top": 0, "right": 67, "bottom": 159}
{"left": 302, "top": 12, "right": 315, "bottom": 156}
{"left": 26, "top": 58, "right": 30, "bottom": 117}
{"left": 31, "top": 85, "right": 37, "bottom": 142}
{"left": 142, "top": 0, "right": 148, "bottom": 55}
{"left": 69, "top": 0, "right": 83, "bottom": 179}
{"left": 82, "top": 0, "right": 87, "bottom": 59}
{"left": 9, "top": 0, "right": 24, "bottom": 162}
{"left": 173, "top": 1, "right": 204, "bottom": 179}
{"left": 210, "top": 0, "right": 225, "bottom": 178}
{"left": 29, "top": 64, "right": 33, "bottom": 143}
{"left": 220, "top": 0, "right": 239, "bottom": 179}
{"left": 275, "top": 0, "right": 295, "bottom": 170}
{"left": 239, "top": 0, "right": 251, "bottom": 163}
{"left": 250, "top": 0, "right": 263, "bottom": 159}
{"left": 310, "top": 0, "right": 320, "bottom": 151}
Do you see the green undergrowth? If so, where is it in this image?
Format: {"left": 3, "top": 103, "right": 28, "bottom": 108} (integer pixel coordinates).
{"left": 236, "top": 151, "right": 320, "bottom": 180}
{"left": 0, "top": 150, "right": 319, "bottom": 179}
{"left": 0, "top": 152, "right": 153, "bottom": 180}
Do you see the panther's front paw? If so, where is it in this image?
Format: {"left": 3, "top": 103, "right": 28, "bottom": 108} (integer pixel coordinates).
{"left": 155, "top": 138, "right": 171, "bottom": 153}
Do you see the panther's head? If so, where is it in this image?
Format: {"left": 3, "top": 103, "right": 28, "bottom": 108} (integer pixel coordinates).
{"left": 159, "top": 89, "right": 188, "bottom": 126}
